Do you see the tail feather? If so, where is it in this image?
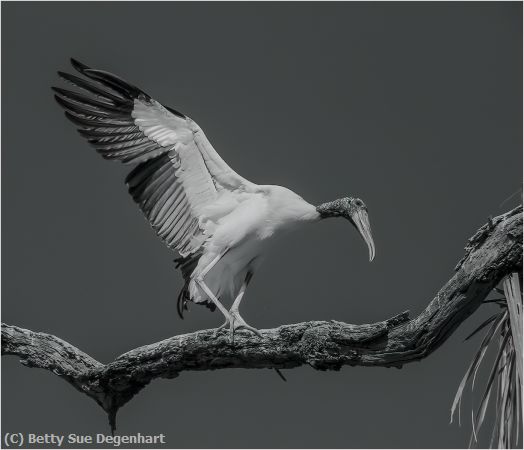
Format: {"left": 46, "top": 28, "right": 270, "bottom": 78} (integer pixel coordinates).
{"left": 174, "top": 252, "right": 216, "bottom": 318}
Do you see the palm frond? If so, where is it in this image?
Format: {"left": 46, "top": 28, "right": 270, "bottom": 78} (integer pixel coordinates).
{"left": 451, "top": 273, "right": 522, "bottom": 448}
{"left": 504, "top": 274, "right": 522, "bottom": 383}
{"left": 469, "top": 328, "right": 511, "bottom": 446}
{"left": 451, "top": 311, "right": 506, "bottom": 424}
{"left": 464, "top": 314, "right": 499, "bottom": 342}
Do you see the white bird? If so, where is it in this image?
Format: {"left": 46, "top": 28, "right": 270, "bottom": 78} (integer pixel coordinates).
{"left": 53, "top": 59, "right": 376, "bottom": 340}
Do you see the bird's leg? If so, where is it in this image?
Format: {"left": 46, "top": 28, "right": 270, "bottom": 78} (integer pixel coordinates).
{"left": 197, "top": 279, "right": 230, "bottom": 320}
{"left": 194, "top": 251, "right": 231, "bottom": 324}
{"left": 224, "top": 272, "right": 262, "bottom": 342}
{"left": 229, "top": 308, "right": 262, "bottom": 343}
{"left": 212, "top": 286, "right": 246, "bottom": 338}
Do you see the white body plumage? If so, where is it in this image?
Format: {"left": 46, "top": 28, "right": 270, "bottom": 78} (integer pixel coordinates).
{"left": 189, "top": 185, "right": 320, "bottom": 306}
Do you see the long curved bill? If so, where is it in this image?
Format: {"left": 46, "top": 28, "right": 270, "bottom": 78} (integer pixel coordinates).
{"left": 351, "top": 209, "right": 376, "bottom": 262}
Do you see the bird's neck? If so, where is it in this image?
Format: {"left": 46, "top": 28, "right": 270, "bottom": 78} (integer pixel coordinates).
{"left": 316, "top": 199, "right": 345, "bottom": 219}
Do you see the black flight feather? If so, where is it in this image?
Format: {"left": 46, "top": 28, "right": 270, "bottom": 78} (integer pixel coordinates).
{"left": 83, "top": 69, "right": 146, "bottom": 100}
{"left": 63, "top": 110, "right": 134, "bottom": 128}
{"left": 70, "top": 57, "right": 91, "bottom": 74}
{"left": 79, "top": 130, "right": 143, "bottom": 142}
{"left": 54, "top": 94, "right": 116, "bottom": 118}
{"left": 52, "top": 87, "right": 131, "bottom": 114}
{"left": 58, "top": 70, "right": 128, "bottom": 104}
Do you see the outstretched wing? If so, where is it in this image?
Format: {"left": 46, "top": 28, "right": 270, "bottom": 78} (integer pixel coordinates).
{"left": 54, "top": 59, "right": 254, "bottom": 256}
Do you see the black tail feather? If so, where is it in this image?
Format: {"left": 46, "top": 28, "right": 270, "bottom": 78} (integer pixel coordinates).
{"left": 174, "top": 252, "right": 216, "bottom": 318}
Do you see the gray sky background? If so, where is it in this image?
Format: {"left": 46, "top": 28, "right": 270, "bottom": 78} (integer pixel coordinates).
{"left": 2, "top": 2, "right": 522, "bottom": 448}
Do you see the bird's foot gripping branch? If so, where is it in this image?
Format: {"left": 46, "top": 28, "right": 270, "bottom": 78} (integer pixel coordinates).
{"left": 2, "top": 205, "right": 522, "bottom": 433}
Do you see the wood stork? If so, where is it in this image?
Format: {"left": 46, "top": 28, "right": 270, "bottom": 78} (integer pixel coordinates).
{"left": 53, "top": 59, "right": 376, "bottom": 340}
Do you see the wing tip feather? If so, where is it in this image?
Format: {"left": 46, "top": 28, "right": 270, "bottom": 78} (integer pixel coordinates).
{"left": 70, "top": 57, "right": 90, "bottom": 73}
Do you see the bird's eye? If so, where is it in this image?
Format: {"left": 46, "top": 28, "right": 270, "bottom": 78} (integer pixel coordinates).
{"left": 354, "top": 200, "right": 363, "bottom": 207}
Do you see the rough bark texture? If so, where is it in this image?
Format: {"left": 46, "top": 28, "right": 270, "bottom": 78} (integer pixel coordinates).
{"left": 2, "top": 206, "right": 522, "bottom": 432}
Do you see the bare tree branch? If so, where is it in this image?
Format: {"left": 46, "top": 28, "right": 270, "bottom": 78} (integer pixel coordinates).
{"left": 2, "top": 206, "right": 522, "bottom": 433}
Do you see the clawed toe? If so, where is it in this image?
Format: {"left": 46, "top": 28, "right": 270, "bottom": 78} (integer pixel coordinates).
{"left": 213, "top": 320, "right": 229, "bottom": 337}
{"left": 229, "top": 312, "right": 262, "bottom": 343}
{"left": 235, "top": 324, "right": 262, "bottom": 338}
{"left": 213, "top": 311, "right": 262, "bottom": 343}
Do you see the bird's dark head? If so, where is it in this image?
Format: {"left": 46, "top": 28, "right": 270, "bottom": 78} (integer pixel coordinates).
{"left": 316, "top": 197, "right": 376, "bottom": 261}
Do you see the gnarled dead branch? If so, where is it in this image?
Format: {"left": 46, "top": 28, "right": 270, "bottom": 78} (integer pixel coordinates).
{"left": 2, "top": 206, "right": 522, "bottom": 432}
